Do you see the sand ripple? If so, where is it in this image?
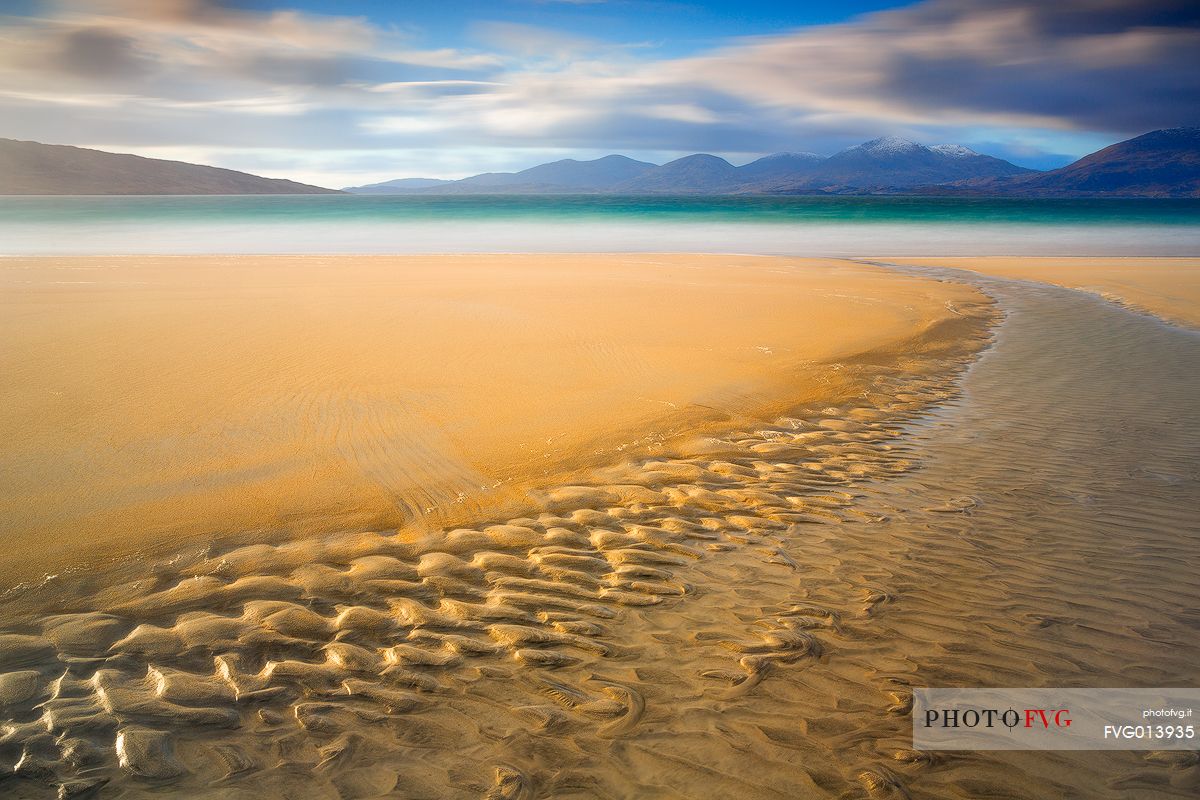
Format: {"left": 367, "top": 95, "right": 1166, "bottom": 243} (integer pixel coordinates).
{"left": 1, "top": 267, "right": 1196, "bottom": 798}
{"left": 0, "top": 294, "right": 1000, "bottom": 799}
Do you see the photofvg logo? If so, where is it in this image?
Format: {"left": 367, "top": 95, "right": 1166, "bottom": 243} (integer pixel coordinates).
{"left": 913, "top": 688, "right": 1199, "bottom": 750}
{"left": 924, "top": 706, "right": 1072, "bottom": 731}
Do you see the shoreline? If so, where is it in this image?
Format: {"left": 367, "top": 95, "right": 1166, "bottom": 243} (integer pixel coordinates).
{"left": 877, "top": 256, "right": 1200, "bottom": 328}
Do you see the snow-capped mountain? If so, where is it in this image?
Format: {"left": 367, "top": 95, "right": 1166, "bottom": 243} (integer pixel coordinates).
{"left": 780, "top": 137, "right": 1032, "bottom": 190}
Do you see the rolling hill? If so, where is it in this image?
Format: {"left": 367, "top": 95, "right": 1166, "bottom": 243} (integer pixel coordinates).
{"left": 951, "top": 128, "right": 1200, "bottom": 198}
{"left": 343, "top": 177, "right": 451, "bottom": 193}
{"left": 347, "top": 154, "right": 657, "bottom": 194}
{"left": 0, "top": 139, "right": 339, "bottom": 195}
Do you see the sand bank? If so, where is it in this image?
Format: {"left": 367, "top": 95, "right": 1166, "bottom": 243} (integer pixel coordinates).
{"left": 0, "top": 254, "right": 986, "bottom": 586}
{"left": 880, "top": 257, "right": 1200, "bottom": 327}
{"left": 0, "top": 252, "right": 1002, "bottom": 799}
{"left": 1, "top": 258, "right": 1195, "bottom": 800}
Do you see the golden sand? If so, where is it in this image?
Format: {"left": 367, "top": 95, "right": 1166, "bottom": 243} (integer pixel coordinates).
{"left": 0, "top": 254, "right": 983, "bottom": 586}
{"left": 0, "top": 253, "right": 1000, "bottom": 799}
{"left": 2, "top": 256, "right": 1196, "bottom": 799}
{"left": 882, "top": 257, "right": 1200, "bottom": 327}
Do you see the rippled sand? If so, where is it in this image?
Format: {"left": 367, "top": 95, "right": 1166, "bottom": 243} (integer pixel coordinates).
{"left": 0, "top": 254, "right": 980, "bottom": 587}
{"left": 883, "top": 257, "right": 1200, "bottom": 328}
{"left": 1, "top": 255, "right": 1197, "bottom": 799}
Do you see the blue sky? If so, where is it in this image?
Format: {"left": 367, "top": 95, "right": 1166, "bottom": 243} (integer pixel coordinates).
{"left": 233, "top": 0, "right": 913, "bottom": 55}
{"left": 1, "top": 0, "right": 1196, "bottom": 186}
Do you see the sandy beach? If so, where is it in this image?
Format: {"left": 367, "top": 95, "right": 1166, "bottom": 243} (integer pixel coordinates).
{"left": 3, "top": 0, "right": 1197, "bottom": 796}
{"left": 883, "top": 257, "right": 1200, "bottom": 328}
{"left": 0, "top": 254, "right": 1197, "bottom": 800}
{"left": 0, "top": 254, "right": 985, "bottom": 586}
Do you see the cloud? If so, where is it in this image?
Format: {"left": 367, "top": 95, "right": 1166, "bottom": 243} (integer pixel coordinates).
{"left": 0, "top": 0, "right": 1196, "bottom": 181}
{"left": 470, "top": 20, "right": 617, "bottom": 67}
{"left": 420, "top": 0, "right": 1200, "bottom": 156}
{"left": 668, "top": 0, "right": 1200, "bottom": 133}
{"left": 366, "top": 80, "right": 503, "bottom": 98}
{"left": 6, "top": 0, "right": 495, "bottom": 91}
{"left": 55, "top": 26, "right": 148, "bottom": 78}
{"left": 374, "top": 48, "right": 504, "bottom": 71}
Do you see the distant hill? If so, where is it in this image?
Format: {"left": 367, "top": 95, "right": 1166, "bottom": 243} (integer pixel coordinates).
{"left": 365, "top": 154, "right": 658, "bottom": 195}
{"left": 949, "top": 128, "right": 1200, "bottom": 198}
{"left": 0, "top": 139, "right": 339, "bottom": 195}
{"left": 614, "top": 154, "right": 741, "bottom": 193}
{"left": 736, "top": 152, "right": 823, "bottom": 183}
{"left": 343, "top": 177, "right": 451, "bottom": 193}
{"left": 495, "top": 154, "right": 655, "bottom": 190}
{"left": 616, "top": 152, "right": 833, "bottom": 194}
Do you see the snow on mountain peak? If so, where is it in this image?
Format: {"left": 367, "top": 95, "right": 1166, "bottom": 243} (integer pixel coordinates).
{"left": 762, "top": 151, "right": 822, "bottom": 161}
{"left": 931, "top": 144, "right": 980, "bottom": 158}
{"left": 856, "top": 136, "right": 923, "bottom": 155}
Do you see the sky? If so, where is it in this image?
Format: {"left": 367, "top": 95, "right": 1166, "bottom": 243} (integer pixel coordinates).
{"left": 1, "top": 0, "right": 1198, "bottom": 187}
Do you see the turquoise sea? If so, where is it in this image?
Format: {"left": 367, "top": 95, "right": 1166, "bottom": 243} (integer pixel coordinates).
{"left": 2, "top": 195, "right": 1198, "bottom": 255}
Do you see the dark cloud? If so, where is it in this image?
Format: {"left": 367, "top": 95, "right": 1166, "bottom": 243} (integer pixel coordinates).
{"left": 960, "top": 0, "right": 1200, "bottom": 36}
{"left": 234, "top": 54, "right": 351, "bottom": 88}
{"left": 678, "top": 0, "right": 1200, "bottom": 137}
{"left": 871, "top": 0, "right": 1200, "bottom": 131}
{"left": 56, "top": 27, "right": 149, "bottom": 78}
{"left": 882, "top": 50, "right": 1200, "bottom": 132}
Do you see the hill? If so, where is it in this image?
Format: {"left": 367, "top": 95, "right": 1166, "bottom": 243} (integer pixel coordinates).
{"left": 0, "top": 139, "right": 339, "bottom": 195}
{"left": 343, "top": 177, "right": 451, "bottom": 193}
{"left": 736, "top": 152, "right": 823, "bottom": 183}
{"left": 391, "top": 154, "right": 657, "bottom": 194}
{"left": 614, "top": 154, "right": 741, "bottom": 193}
{"left": 952, "top": 128, "right": 1200, "bottom": 198}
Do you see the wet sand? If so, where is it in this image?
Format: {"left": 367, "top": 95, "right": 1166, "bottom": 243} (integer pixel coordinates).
{"left": 0, "top": 254, "right": 983, "bottom": 587}
{"left": 1, "top": 255, "right": 1197, "bottom": 799}
{"left": 791, "top": 263, "right": 1200, "bottom": 799}
{"left": 883, "top": 257, "right": 1200, "bottom": 328}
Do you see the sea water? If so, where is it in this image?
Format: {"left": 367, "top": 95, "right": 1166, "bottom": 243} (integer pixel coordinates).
{"left": 1, "top": 194, "right": 1198, "bottom": 255}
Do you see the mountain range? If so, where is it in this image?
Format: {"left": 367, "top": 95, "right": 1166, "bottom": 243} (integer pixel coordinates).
{"left": 3, "top": 129, "right": 1198, "bottom": 197}
{"left": 345, "top": 130, "right": 1200, "bottom": 197}
{"left": 344, "top": 137, "right": 1037, "bottom": 195}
